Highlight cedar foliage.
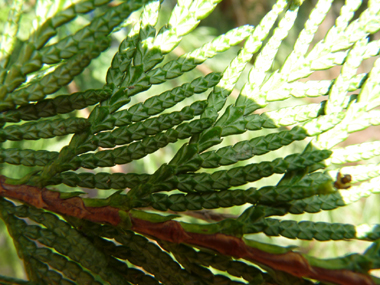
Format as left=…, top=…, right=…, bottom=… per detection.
left=1, top=0, right=380, bottom=284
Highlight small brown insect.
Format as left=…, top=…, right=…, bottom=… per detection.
left=333, top=172, right=352, bottom=189
left=123, top=86, right=135, bottom=92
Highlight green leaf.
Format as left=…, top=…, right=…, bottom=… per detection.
left=2, top=1, right=380, bottom=284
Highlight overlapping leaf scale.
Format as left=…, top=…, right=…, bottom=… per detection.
left=107, top=238, right=201, bottom=285
left=140, top=172, right=331, bottom=211
left=362, top=39, right=380, bottom=59
left=328, top=141, right=380, bottom=165
left=235, top=0, right=295, bottom=114
left=28, top=255, right=76, bottom=285
left=326, top=0, right=362, bottom=44
left=170, top=115, right=337, bottom=181
left=288, top=176, right=380, bottom=215
left=0, top=89, right=110, bottom=125
left=147, top=25, right=254, bottom=84
left=203, top=103, right=341, bottom=140
left=326, top=37, right=368, bottom=114
left=106, top=26, right=140, bottom=87
left=170, top=149, right=331, bottom=193
left=252, top=17, right=372, bottom=109
left=30, top=259, right=75, bottom=285
left=344, top=0, right=380, bottom=43
left=8, top=202, right=131, bottom=285
left=106, top=1, right=158, bottom=87
left=30, top=246, right=102, bottom=285
left=246, top=217, right=380, bottom=242
left=104, top=257, right=159, bottom=285
left=215, top=105, right=254, bottom=136
left=34, top=131, right=102, bottom=184
left=104, top=24, right=252, bottom=113
left=83, top=130, right=168, bottom=168
left=0, top=117, right=89, bottom=142
left=128, top=235, right=206, bottom=284
left=0, top=0, right=23, bottom=83
left=202, top=21, right=266, bottom=119
left=262, top=103, right=324, bottom=127
left=106, top=0, right=224, bottom=112
left=289, top=193, right=343, bottom=214
left=0, top=148, right=58, bottom=167
left=151, top=0, right=223, bottom=54
left=5, top=38, right=110, bottom=110
left=168, top=125, right=321, bottom=178
left=216, top=106, right=260, bottom=135
left=0, top=0, right=113, bottom=103
left=68, top=232, right=160, bottom=285
left=280, top=0, right=333, bottom=75
left=358, top=50, right=380, bottom=110
left=248, top=1, right=299, bottom=88
left=89, top=237, right=160, bottom=285
left=310, top=50, right=349, bottom=71
left=134, top=1, right=161, bottom=72
left=158, top=250, right=214, bottom=285
left=315, top=107, right=380, bottom=150
left=288, top=73, right=366, bottom=98
left=50, top=171, right=149, bottom=190
left=13, top=220, right=103, bottom=284
left=78, top=118, right=212, bottom=170
left=289, top=0, right=380, bottom=81
left=200, top=127, right=308, bottom=168
left=41, top=1, right=143, bottom=65
left=249, top=70, right=366, bottom=103
left=263, top=60, right=369, bottom=102
left=163, top=242, right=273, bottom=283
left=300, top=112, right=345, bottom=137
left=0, top=199, right=74, bottom=284
left=108, top=72, right=221, bottom=128
left=32, top=0, right=113, bottom=49
left=254, top=172, right=333, bottom=205
left=141, top=188, right=256, bottom=211
left=290, top=38, right=379, bottom=82
left=103, top=24, right=252, bottom=112
left=73, top=220, right=195, bottom=285
left=20, top=228, right=126, bottom=285
left=96, top=100, right=207, bottom=148
left=162, top=242, right=245, bottom=285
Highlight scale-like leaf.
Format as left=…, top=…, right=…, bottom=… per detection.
left=2, top=1, right=380, bottom=284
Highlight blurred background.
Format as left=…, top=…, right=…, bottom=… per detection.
left=1, top=0, right=379, bottom=280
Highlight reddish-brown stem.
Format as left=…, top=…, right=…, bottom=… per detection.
left=0, top=176, right=374, bottom=285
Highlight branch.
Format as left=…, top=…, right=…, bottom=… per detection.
left=0, top=176, right=121, bottom=226
left=0, top=176, right=374, bottom=285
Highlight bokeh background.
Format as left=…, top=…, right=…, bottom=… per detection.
left=1, top=0, right=379, bottom=280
